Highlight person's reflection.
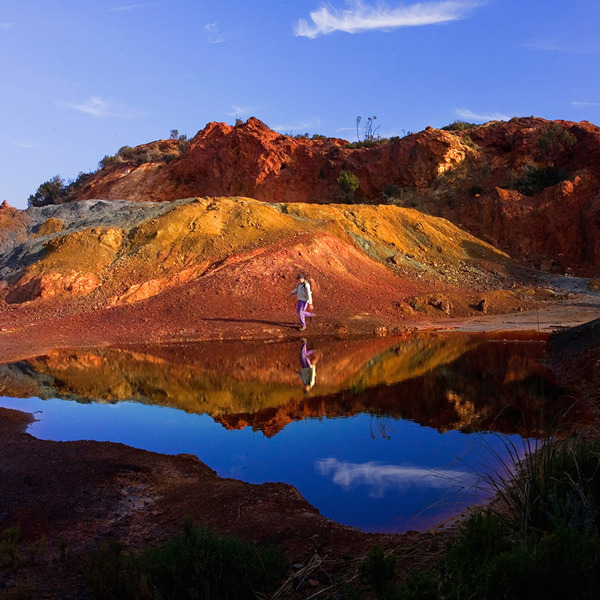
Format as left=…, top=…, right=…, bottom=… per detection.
left=298, top=337, right=318, bottom=392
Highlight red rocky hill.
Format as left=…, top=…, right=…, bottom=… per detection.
left=61, top=116, right=600, bottom=275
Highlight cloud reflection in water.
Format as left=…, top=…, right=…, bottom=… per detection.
left=316, top=457, right=477, bottom=499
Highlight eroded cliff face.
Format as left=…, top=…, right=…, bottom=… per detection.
left=63, top=116, right=600, bottom=275
left=422, top=119, right=600, bottom=275
left=71, top=118, right=477, bottom=204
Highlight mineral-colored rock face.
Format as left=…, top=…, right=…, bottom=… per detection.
left=0, top=196, right=551, bottom=360
left=64, top=116, right=600, bottom=274
left=72, top=117, right=477, bottom=205
left=446, top=174, right=600, bottom=272
left=0, top=197, right=513, bottom=307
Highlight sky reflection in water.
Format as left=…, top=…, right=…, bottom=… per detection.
left=0, top=335, right=562, bottom=533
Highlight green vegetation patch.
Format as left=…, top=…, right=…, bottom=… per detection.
left=355, top=436, right=600, bottom=599
left=511, top=166, right=569, bottom=196
left=441, top=120, right=479, bottom=131
left=83, top=520, right=285, bottom=600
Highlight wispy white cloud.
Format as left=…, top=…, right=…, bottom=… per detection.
left=571, top=101, right=600, bottom=108
left=109, top=3, right=157, bottom=12
left=0, top=22, right=14, bottom=30
left=205, top=22, right=232, bottom=44
left=273, top=117, right=323, bottom=132
left=11, top=140, right=38, bottom=149
left=225, top=105, right=256, bottom=118
left=456, top=108, right=510, bottom=122
left=316, top=458, right=475, bottom=498
left=523, top=38, right=599, bottom=54
left=57, top=96, right=144, bottom=119
left=295, top=0, right=479, bottom=38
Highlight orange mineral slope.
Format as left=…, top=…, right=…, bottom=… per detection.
left=0, top=196, right=537, bottom=359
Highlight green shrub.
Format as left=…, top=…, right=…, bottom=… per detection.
left=359, top=544, right=398, bottom=600
left=0, top=525, right=21, bottom=566
left=436, top=510, right=600, bottom=600
left=383, top=184, right=400, bottom=202
left=511, top=165, right=568, bottom=196
left=27, top=175, right=68, bottom=207
left=178, top=135, right=189, bottom=153
left=345, top=138, right=387, bottom=149
left=98, top=155, right=116, bottom=169
left=489, top=437, right=600, bottom=540
left=338, top=169, right=360, bottom=202
left=396, top=568, right=437, bottom=600
left=392, top=437, right=600, bottom=599
left=441, top=120, right=478, bottom=131
left=84, top=521, right=285, bottom=600
left=536, top=122, right=576, bottom=166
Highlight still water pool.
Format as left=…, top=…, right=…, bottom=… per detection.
left=0, top=334, right=570, bottom=532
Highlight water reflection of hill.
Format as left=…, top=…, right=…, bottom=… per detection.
left=0, top=334, right=578, bottom=437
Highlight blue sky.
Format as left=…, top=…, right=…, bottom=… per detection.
left=1, top=0, right=599, bottom=209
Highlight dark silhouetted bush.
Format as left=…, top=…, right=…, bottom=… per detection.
left=27, top=175, right=68, bottom=207
left=396, top=436, right=600, bottom=599
left=441, top=120, right=478, bottom=131
left=511, top=165, right=568, bottom=196
left=84, top=521, right=285, bottom=600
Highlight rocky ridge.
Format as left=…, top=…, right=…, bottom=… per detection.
left=49, top=116, right=600, bottom=275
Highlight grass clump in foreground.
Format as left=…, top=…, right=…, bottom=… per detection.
left=83, top=519, right=285, bottom=600
left=358, top=436, right=600, bottom=600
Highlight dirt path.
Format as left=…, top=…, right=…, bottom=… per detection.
left=427, top=294, right=600, bottom=333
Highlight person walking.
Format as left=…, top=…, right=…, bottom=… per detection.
left=291, top=273, right=314, bottom=331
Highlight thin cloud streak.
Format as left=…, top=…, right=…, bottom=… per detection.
left=109, top=3, right=157, bottom=12
left=523, top=38, right=599, bottom=54
left=273, top=117, right=322, bottom=132
left=0, top=22, right=15, bottom=30
left=456, top=108, right=510, bottom=122
left=572, top=101, right=600, bottom=107
left=58, top=96, right=144, bottom=119
left=11, top=140, right=38, bottom=149
left=316, top=458, right=476, bottom=498
left=225, top=105, right=256, bottom=118
left=295, top=0, right=479, bottom=38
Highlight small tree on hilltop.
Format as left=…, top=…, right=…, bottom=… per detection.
left=27, top=175, right=67, bottom=207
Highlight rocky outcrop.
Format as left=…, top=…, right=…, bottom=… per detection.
left=439, top=174, right=600, bottom=273
left=0, top=201, right=28, bottom=250
left=0, top=196, right=549, bottom=356
left=64, top=116, right=600, bottom=274
left=422, top=119, right=600, bottom=275
left=72, top=118, right=476, bottom=205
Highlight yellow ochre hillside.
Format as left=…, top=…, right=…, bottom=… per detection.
left=0, top=196, right=547, bottom=354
